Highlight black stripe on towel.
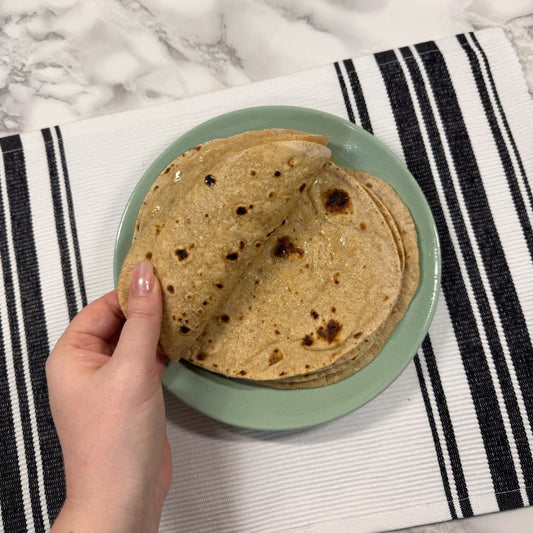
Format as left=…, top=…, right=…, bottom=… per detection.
left=0, top=135, right=46, bottom=531
left=342, top=59, right=373, bottom=133
left=416, top=38, right=533, bottom=506
left=375, top=47, right=522, bottom=511
left=402, top=41, right=533, bottom=508
left=465, top=33, right=533, bottom=257
left=42, top=128, right=78, bottom=320
left=414, top=350, right=457, bottom=519
left=334, top=62, right=355, bottom=124
left=421, top=335, right=472, bottom=517
left=0, top=140, right=28, bottom=533
left=1, top=134, right=66, bottom=526
left=469, top=34, right=533, bottom=214
left=54, top=126, right=87, bottom=308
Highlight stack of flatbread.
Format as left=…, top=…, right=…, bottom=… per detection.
left=118, top=129, right=419, bottom=389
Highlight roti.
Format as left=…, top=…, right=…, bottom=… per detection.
left=118, top=136, right=332, bottom=361
left=176, top=162, right=403, bottom=379
left=264, top=169, right=419, bottom=388
left=117, top=129, right=418, bottom=388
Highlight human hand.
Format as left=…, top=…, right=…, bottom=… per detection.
left=47, top=261, right=172, bottom=533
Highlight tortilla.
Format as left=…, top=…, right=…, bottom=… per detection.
left=118, top=138, right=331, bottom=360
left=180, top=162, right=403, bottom=380
left=264, top=169, right=419, bottom=388
left=117, top=129, right=418, bottom=388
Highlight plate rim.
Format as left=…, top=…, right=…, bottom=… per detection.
left=114, top=105, right=441, bottom=430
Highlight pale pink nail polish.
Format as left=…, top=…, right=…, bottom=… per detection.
left=132, top=261, right=153, bottom=296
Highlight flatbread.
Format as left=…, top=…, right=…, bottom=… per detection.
left=181, top=163, right=403, bottom=380
left=118, top=138, right=331, bottom=361
left=117, top=129, right=418, bottom=388
left=264, top=169, right=419, bottom=388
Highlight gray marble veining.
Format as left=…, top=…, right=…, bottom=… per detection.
left=0, top=0, right=530, bottom=136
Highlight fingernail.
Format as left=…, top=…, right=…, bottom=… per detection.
left=132, top=261, right=153, bottom=296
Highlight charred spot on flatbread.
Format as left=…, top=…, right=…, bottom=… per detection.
left=273, top=237, right=303, bottom=260
left=316, top=319, right=342, bottom=343
left=324, top=188, right=352, bottom=214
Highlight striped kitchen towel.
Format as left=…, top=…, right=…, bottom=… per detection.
left=0, top=28, right=532, bottom=533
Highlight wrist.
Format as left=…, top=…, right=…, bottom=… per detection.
left=51, top=496, right=163, bottom=533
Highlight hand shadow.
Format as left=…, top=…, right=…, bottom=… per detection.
left=160, top=365, right=419, bottom=532
left=163, top=363, right=414, bottom=444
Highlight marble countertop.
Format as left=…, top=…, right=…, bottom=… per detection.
left=1, top=1, right=531, bottom=532
left=0, top=0, right=531, bottom=136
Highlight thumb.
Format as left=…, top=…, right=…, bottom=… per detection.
left=114, top=261, right=162, bottom=371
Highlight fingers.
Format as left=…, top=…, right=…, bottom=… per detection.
left=113, top=261, right=162, bottom=371
left=56, top=291, right=124, bottom=354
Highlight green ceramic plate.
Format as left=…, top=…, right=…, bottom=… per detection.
left=114, top=106, right=441, bottom=430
